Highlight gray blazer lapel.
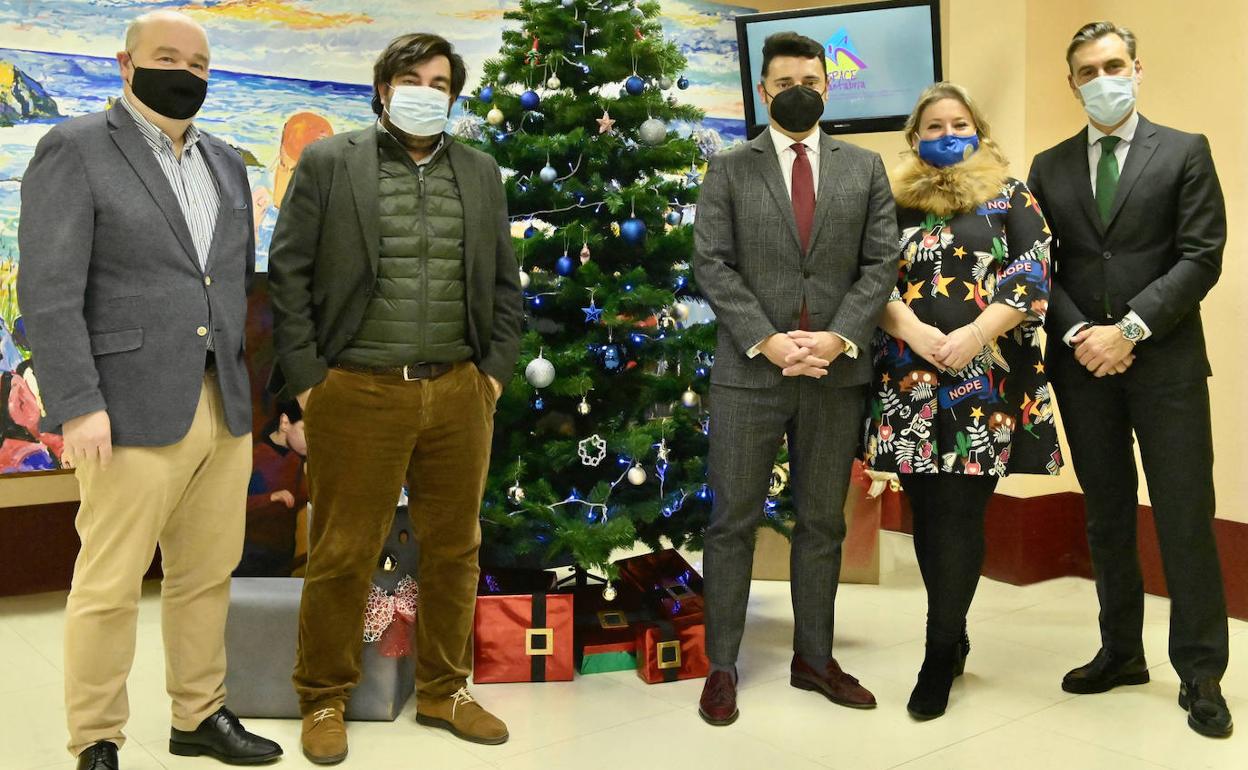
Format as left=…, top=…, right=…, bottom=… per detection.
left=199, top=138, right=238, bottom=272
left=750, top=131, right=801, bottom=252
left=806, top=131, right=841, bottom=254
left=346, top=129, right=381, bottom=277
left=445, top=138, right=480, bottom=292
left=107, top=104, right=199, bottom=267
left=1105, top=116, right=1159, bottom=229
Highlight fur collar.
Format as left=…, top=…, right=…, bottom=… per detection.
left=890, top=148, right=1010, bottom=217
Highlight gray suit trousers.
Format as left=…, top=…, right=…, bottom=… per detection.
left=704, top=378, right=866, bottom=666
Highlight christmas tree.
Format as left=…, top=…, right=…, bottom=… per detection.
left=452, top=0, right=731, bottom=577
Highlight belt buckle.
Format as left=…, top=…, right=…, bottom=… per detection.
left=402, top=363, right=422, bottom=382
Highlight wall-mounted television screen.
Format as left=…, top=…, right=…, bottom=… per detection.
left=735, top=0, right=942, bottom=138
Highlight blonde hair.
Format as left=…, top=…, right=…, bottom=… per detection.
left=902, top=82, right=1009, bottom=167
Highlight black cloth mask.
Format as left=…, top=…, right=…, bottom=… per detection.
left=766, top=85, right=826, bottom=134
left=129, top=64, right=208, bottom=120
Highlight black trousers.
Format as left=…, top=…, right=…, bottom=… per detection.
left=1053, top=373, right=1228, bottom=682
left=902, top=473, right=998, bottom=646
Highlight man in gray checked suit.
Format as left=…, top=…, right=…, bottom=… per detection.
left=693, top=32, right=897, bottom=726
left=17, top=11, right=280, bottom=769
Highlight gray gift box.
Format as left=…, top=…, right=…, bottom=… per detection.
left=224, top=507, right=420, bottom=721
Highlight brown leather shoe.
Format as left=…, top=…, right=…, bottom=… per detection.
left=698, top=670, right=739, bottom=725
left=790, top=655, right=877, bottom=709
left=415, top=687, right=509, bottom=745
left=301, top=704, right=347, bottom=765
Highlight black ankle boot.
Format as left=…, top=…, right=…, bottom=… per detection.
left=908, top=642, right=960, bottom=720
left=955, top=629, right=970, bottom=678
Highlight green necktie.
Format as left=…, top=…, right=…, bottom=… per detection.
left=1095, top=135, right=1122, bottom=224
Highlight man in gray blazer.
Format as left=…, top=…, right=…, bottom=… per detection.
left=16, top=11, right=281, bottom=770
left=268, top=33, right=522, bottom=762
left=693, top=32, right=897, bottom=725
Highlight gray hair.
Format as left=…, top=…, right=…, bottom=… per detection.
left=1066, top=21, right=1137, bottom=70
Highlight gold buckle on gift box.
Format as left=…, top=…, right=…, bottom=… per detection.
left=655, top=639, right=682, bottom=670
left=526, top=628, right=554, bottom=656
left=597, top=610, right=628, bottom=630
left=662, top=580, right=695, bottom=601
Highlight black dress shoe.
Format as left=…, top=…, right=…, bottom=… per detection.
left=77, top=741, right=118, bottom=770
left=1179, top=679, right=1233, bottom=738
left=169, top=706, right=283, bottom=765
left=1061, top=649, right=1149, bottom=694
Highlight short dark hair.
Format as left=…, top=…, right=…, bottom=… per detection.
left=1066, top=21, right=1137, bottom=71
left=760, top=32, right=827, bottom=80
left=371, top=33, right=467, bottom=116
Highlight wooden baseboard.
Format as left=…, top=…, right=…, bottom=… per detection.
left=884, top=491, right=1248, bottom=621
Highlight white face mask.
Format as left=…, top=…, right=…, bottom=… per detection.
left=1078, top=74, right=1136, bottom=126
left=385, top=85, right=450, bottom=137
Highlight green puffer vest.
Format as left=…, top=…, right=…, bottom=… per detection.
left=338, top=140, right=472, bottom=367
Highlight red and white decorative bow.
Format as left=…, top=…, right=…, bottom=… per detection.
left=363, top=575, right=419, bottom=658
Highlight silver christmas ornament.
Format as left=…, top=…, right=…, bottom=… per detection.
left=658, top=76, right=674, bottom=90
left=486, top=108, right=505, bottom=126
left=525, top=356, right=556, bottom=388
left=497, top=71, right=510, bottom=85
left=508, top=482, right=526, bottom=504
left=519, top=270, right=531, bottom=289
left=681, top=387, right=700, bottom=408
left=539, top=164, right=558, bottom=183
left=639, top=117, right=667, bottom=146
left=577, top=396, right=591, bottom=415
left=602, top=582, right=618, bottom=602
left=546, top=75, right=562, bottom=90
left=627, top=464, right=647, bottom=485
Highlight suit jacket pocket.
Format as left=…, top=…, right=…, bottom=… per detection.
left=89, top=328, right=144, bottom=356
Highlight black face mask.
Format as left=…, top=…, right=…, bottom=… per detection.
left=766, top=85, right=826, bottom=134
left=128, top=63, right=208, bottom=120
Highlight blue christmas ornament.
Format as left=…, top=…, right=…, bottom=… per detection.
left=601, top=343, right=624, bottom=372
left=524, top=225, right=539, bottom=239
left=582, top=301, right=603, bottom=323
left=532, top=396, right=546, bottom=411
left=479, top=86, right=494, bottom=103
left=677, top=76, right=690, bottom=90
left=625, top=75, right=646, bottom=95
left=665, top=210, right=682, bottom=226
left=520, top=89, right=541, bottom=110
left=620, top=217, right=647, bottom=244
left=556, top=254, right=575, bottom=276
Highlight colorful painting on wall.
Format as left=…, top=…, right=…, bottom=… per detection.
left=0, top=0, right=753, bottom=476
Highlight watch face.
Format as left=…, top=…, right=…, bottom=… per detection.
left=1119, top=322, right=1144, bottom=341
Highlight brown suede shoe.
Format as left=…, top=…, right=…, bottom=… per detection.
left=790, top=654, right=877, bottom=709
left=415, top=687, right=509, bottom=745
left=698, top=670, right=739, bottom=726
left=301, top=704, right=347, bottom=765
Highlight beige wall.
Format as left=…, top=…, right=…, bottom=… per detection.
left=5, top=0, right=1245, bottom=520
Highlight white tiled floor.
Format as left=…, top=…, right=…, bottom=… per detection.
left=1, top=532, right=1244, bottom=770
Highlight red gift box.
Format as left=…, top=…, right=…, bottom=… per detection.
left=634, top=618, right=709, bottom=684
left=473, top=593, right=574, bottom=683
left=570, top=584, right=652, bottom=674
left=614, top=550, right=704, bottom=621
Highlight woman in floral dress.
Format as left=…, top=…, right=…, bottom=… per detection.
left=863, top=83, right=1064, bottom=720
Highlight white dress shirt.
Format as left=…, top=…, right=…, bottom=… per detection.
left=745, top=126, right=857, bottom=360
left=1062, top=110, right=1152, bottom=346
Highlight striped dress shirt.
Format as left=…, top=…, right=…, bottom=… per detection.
left=119, top=94, right=220, bottom=271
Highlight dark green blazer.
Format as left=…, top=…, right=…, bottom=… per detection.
left=266, top=128, right=523, bottom=399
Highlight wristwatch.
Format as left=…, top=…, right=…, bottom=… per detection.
left=1115, top=318, right=1145, bottom=343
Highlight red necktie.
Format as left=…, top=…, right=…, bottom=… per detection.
left=791, top=142, right=815, bottom=330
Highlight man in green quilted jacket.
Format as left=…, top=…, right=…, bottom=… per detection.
left=267, top=32, right=523, bottom=764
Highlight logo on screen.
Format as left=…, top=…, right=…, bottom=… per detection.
left=825, top=28, right=868, bottom=91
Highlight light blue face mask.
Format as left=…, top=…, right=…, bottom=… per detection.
left=385, top=85, right=450, bottom=137
left=917, top=133, right=980, bottom=168
left=1078, top=74, right=1136, bottom=126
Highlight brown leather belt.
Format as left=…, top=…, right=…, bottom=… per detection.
left=333, top=361, right=455, bottom=381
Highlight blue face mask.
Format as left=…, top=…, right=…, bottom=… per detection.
left=917, top=133, right=980, bottom=167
